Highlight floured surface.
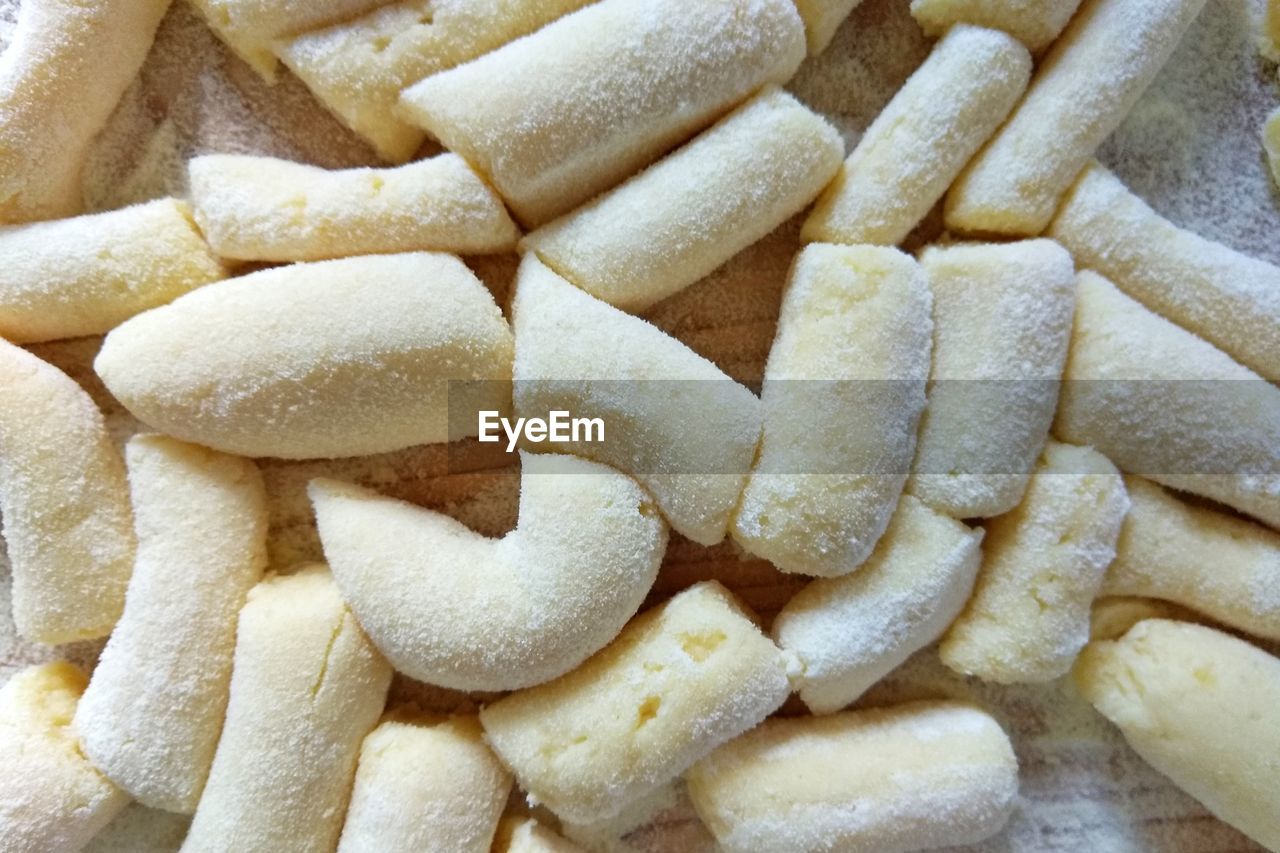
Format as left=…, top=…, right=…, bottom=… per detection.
left=0, top=0, right=1275, bottom=849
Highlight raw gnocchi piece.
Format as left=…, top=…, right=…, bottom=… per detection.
left=95, top=252, right=513, bottom=460
left=0, top=340, right=134, bottom=644
left=732, top=244, right=931, bottom=576
left=1054, top=271, right=1280, bottom=530
left=1264, top=0, right=1280, bottom=60
left=945, top=0, right=1209, bottom=235
left=493, top=815, right=584, bottom=853
left=773, top=496, right=984, bottom=714
left=0, top=663, right=129, bottom=853
left=75, top=435, right=268, bottom=814
left=792, top=0, right=863, bottom=54
left=523, top=87, right=842, bottom=312
left=909, top=0, right=1083, bottom=52
left=1089, top=596, right=1204, bottom=641
left=685, top=701, right=1019, bottom=853
left=802, top=25, right=1030, bottom=247
left=338, top=714, right=511, bottom=853
left=398, top=0, right=806, bottom=226
left=1266, top=107, right=1280, bottom=191
left=182, top=565, right=392, bottom=853
left=940, top=441, right=1129, bottom=684
left=1074, top=620, right=1280, bottom=851
left=310, top=451, right=666, bottom=691
left=511, top=257, right=761, bottom=546
left=480, top=581, right=793, bottom=824
left=908, top=239, right=1076, bottom=518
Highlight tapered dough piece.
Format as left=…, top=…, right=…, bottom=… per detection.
left=480, top=582, right=793, bottom=824
left=944, top=0, right=1209, bottom=236
left=310, top=451, right=666, bottom=691
left=909, top=0, right=1084, bottom=52
left=686, top=701, right=1019, bottom=853
left=398, top=0, right=806, bottom=226
left=792, top=0, right=864, bottom=54
left=0, top=199, right=225, bottom=343
left=801, top=25, right=1030, bottom=247
left=1054, top=271, right=1280, bottom=530
left=95, top=252, right=513, bottom=459
left=1049, top=162, right=1280, bottom=381
left=940, top=441, right=1129, bottom=684
left=338, top=714, right=512, bottom=853
left=74, top=435, right=267, bottom=814
left=278, top=0, right=595, bottom=163
left=1074, top=620, right=1280, bottom=851
left=494, top=815, right=584, bottom=853
left=0, top=340, right=134, bottom=644
left=0, top=663, right=129, bottom=853
left=773, top=496, right=984, bottom=715
left=188, top=153, right=519, bottom=262
left=511, top=257, right=761, bottom=546
left=181, top=565, right=392, bottom=853
left=0, top=0, right=170, bottom=223
left=523, top=88, right=843, bottom=313
left=908, top=239, right=1076, bottom=519
left=732, top=244, right=931, bottom=576
left=1088, top=596, right=1204, bottom=641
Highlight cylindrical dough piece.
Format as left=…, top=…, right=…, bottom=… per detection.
left=1089, top=596, right=1205, bottom=641
left=181, top=565, right=392, bottom=853
left=1054, top=271, right=1280, bottom=530
left=801, top=25, right=1030, bottom=247
left=0, top=663, right=129, bottom=853
left=494, top=815, right=584, bottom=853
left=940, top=440, right=1129, bottom=684
left=685, top=701, right=1019, bottom=853
left=909, top=0, right=1084, bottom=52
left=908, top=239, right=1076, bottom=519
left=0, top=199, right=225, bottom=343
left=732, top=244, right=931, bottom=576
left=309, top=451, right=666, bottom=691
left=511, top=257, right=761, bottom=546
left=398, top=0, right=806, bottom=226
left=96, top=252, right=514, bottom=459
left=480, top=581, right=793, bottom=824
left=0, top=340, right=134, bottom=644
left=1102, top=476, right=1280, bottom=643
left=75, top=435, right=268, bottom=814
left=773, top=495, right=984, bottom=714
left=944, top=0, right=1209, bottom=236
left=1048, top=160, right=1280, bottom=381
left=1074, top=620, right=1280, bottom=851
left=189, top=153, right=520, bottom=262
left=338, top=714, right=512, bottom=853
left=523, top=87, right=843, bottom=312
left=792, top=0, right=863, bottom=54
left=0, top=0, right=170, bottom=222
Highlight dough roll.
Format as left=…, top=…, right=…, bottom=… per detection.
left=909, top=0, right=1083, bottom=52
left=493, top=815, right=584, bottom=853
left=1088, top=596, right=1204, bottom=641
left=793, top=0, right=864, bottom=55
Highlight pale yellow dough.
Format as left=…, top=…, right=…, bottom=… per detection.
left=1266, top=106, right=1280, bottom=190
left=0, top=663, right=129, bottom=853
left=75, top=435, right=267, bottom=814
left=909, top=0, right=1083, bottom=52
left=802, top=25, right=1030, bottom=247
left=310, top=451, right=666, bottom=691
left=398, top=0, right=806, bottom=226
left=1088, top=596, right=1204, bottom=641
left=1074, top=620, right=1280, bottom=851
left=480, top=582, right=793, bottom=824
left=732, top=244, right=931, bottom=576
left=96, top=252, right=513, bottom=459
left=181, top=565, right=392, bottom=853
left=1264, top=0, right=1280, bottom=60
left=792, top=0, right=864, bottom=54
left=494, top=815, right=584, bottom=853
left=686, top=701, right=1019, bottom=853
left=523, top=87, right=842, bottom=312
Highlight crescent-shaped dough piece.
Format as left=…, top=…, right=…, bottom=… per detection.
left=732, top=244, right=931, bottom=576
left=398, top=0, right=806, bottom=226
left=1048, top=161, right=1280, bottom=380
left=0, top=339, right=134, bottom=644
left=522, top=87, right=842, bottom=312
left=0, top=0, right=170, bottom=222
left=0, top=663, right=129, bottom=853
left=944, top=0, right=1208, bottom=236
left=511, top=256, right=762, bottom=546
left=1074, top=620, right=1280, bottom=851
left=1054, top=271, right=1280, bottom=530
left=792, top=0, right=864, bottom=55
left=188, top=153, right=519, bottom=262
left=75, top=435, right=268, bottom=814
left=802, top=25, right=1030, bottom=247
left=181, top=565, right=392, bottom=853
left=311, top=451, right=666, bottom=691
left=909, top=0, right=1083, bottom=52
left=95, top=252, right=513, bottom=460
